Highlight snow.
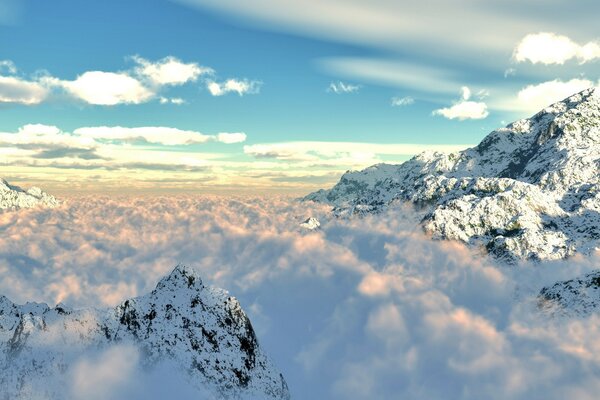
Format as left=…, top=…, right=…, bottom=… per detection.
left=305, top=87, right=600, bottom=262
left=0, top=265, right=289, bottom=400
left=0, top=178, right=59, bottom=210
left=300, top=217, right=321, bottom=230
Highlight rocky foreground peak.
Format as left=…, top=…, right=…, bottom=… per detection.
left=0, top=265, right=290, bottom=399
left=0, top=178, right=59, bottom=210
left=305, top=87, right=600, bottom=262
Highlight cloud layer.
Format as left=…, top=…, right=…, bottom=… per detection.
left=2, top=196, right=600, bottom=399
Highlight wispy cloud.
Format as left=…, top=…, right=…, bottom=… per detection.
left=390, top=96, right=414, bottom=107
left=327, top=81, right=361, bottom=94
left=207, top=79, right=261, bottom=96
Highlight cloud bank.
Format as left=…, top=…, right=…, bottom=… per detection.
left=2, top=196, right=600, bottom=399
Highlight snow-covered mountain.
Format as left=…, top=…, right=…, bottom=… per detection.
left=299, top=217, right=321, bottom=230
left=0, top=178, right=59, bottom=210
left=306, top=88, right=600, bottom=262
left=0, top=265, right=290, bottom=399
left=538, top=270, right=600, bottom=316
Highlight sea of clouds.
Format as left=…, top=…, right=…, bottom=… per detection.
left=2, top=195, right=600, bottom=399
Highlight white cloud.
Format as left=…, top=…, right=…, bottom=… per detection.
left=244, top=141, right=470, bottom=163
left=0, top=58, right=260, bottom=106
left=132, top=55, right=213, bottom=86
left=504, top=68, right=517, bottom=78
left=433, top=86, right=489, bottom=120
left=0, top=75, right=49, bottom=104
left=71, top=345, right=140, bottom=400
left=73, top=126, right=214, bottom=145
left=207, top=79, right=261, bottom=96
left=57, top=71, right=154, bottom=106
left=321, top=57, right=462, bottom=95
left=159, top=97, right=185, bottom=105
left=327, top=81, right=361, bottom=94
left=216, top=132, right=246, bottom=144
left=391, top=96, right=414, bottom=107
left=516, top=79, right=595, bottom=112
left=514, top=33, right=600, bottom=65
left=4, top=197, right=600, bottom=398
left=0, top=124, right=96, bottom=149
left=0, top=60, right=17, bottom=74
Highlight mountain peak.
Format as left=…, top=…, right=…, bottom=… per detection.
left=157, top=263, right=203, bottom=289
left=0, top=178, right=59, bottom=210
left=305, top=87, right=600, bottom=261
left=0, top=265, right=290, bottom=399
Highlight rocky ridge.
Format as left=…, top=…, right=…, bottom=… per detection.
left=0, top=178, right=59, bottom=210
left=306, top=88, right=600, bottom=262
left=0, top=265, right=289, bottom=399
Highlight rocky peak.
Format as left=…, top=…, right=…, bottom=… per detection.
left=305, top=87, right=600, bottom=261
left=0, top=178, right=59, bottom=210
left=0, top=265, right=290, bottom=399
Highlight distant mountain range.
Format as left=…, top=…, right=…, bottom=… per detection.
left=306, top=88, right=600, bottom=263
left=0, top=179, right=59, bottom=210
left=0, top=265, right=289, bottom=399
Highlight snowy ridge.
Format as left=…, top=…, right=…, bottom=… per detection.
left=538, top=270, right=600, bottom=316
left=0, top=178, right=59, bottom=210
left=0, top=265, right=290, bottom=399
left=306, top=87, right=600, bottom=262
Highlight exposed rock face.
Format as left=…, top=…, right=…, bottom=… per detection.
left=0, top=179, right=59, bottom=210
left=538, top=270, right=600, bottom=316
left=306, top=88, right=600, bottom=262
left=299, top=217, right=321, bottom=230
left=0, top=265, right=290, bottom=399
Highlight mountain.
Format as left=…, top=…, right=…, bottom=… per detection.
left=0, top=265, right=290, bottom=399
left=299, top=217, right=321, bottom=230
left=538, top=270, right=600, bottom=316
left=0, top=178, right=59, bottom=210
left=306, top=88, right=600, bottom=262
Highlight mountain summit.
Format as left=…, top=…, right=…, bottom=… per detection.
left=306, top=88, right=600, bottom=261
left=0, top=265, right=290, bottom=399
left=0, top=178, right=59, bottom=210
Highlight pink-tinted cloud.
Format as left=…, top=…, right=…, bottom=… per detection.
left=2, top=196, right=600, bottom=399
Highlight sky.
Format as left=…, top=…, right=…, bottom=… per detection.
left=1, top=0, right=599, bottom=192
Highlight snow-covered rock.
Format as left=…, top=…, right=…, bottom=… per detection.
left=538, top=270, right=600, bottom=316
left=0, top=265, right=290, bottom=399
left=0, top=178, right=59, bottom=210
left=299, top=217, right=321, bottom=230
left=305, top=87, right=600, bottom=261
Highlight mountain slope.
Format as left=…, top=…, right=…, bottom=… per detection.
left=306, top=88, right=600, bottom=261
left=538, top=270, right=600, bottom=316
left=0, top=265, right=290, bottom=399
left=0, top=178, right=59, bottom=210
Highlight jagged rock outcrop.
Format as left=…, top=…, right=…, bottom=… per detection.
left=0, top=265, right=290, bottom=399
left=538, top=270, right=600, bottom=316
left=306, top=88, right=600, bottom=262
left=0, top=179, right=59, bottom=210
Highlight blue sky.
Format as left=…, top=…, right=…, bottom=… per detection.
left=1, top=0, right=599, bottom=192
